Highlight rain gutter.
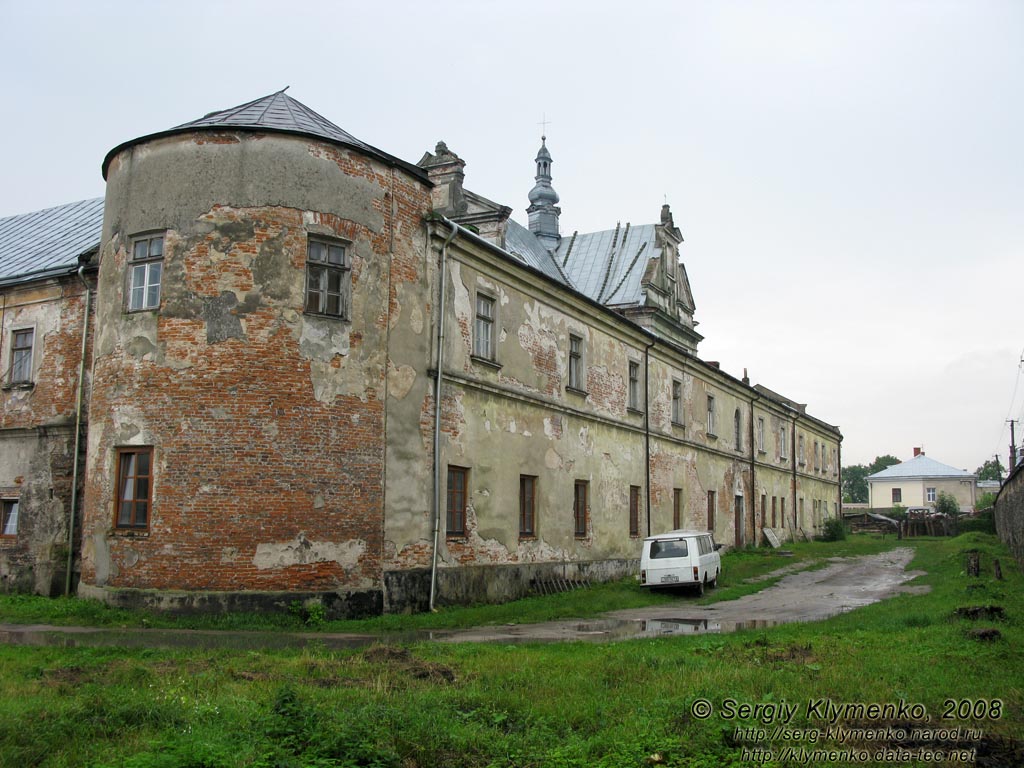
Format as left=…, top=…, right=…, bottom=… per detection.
left=66, top=266, right=91, bottom=596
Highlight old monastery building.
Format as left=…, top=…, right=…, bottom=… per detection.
left=0, top=91, right=842, bottom=614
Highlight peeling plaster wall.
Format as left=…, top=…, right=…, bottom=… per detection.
left=382, top=235, right=842, bottom=605
left=79, top=131, right=430, bottom=608
left=0, top=278, right=92, bottom=594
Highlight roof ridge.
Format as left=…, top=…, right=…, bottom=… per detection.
left=604, top=241, right=647, bottom=303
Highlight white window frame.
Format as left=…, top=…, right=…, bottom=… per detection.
left=926, top=487, right=936, bottom=503
left=127, top=232, right=165, bottom=312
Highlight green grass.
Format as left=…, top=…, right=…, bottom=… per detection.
left=0, top=533, right=1020, bottom=767
left=0, top=534, right=899, bottom=633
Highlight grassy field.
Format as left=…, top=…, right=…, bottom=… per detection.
left=0, top=533, right=1021, bottom=767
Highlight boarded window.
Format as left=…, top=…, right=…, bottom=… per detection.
left=447, top=467, right=468, bottom=536
left=629, top=485, right=641, bottom=537
left=574, top=480, right=588, bottom=537
left=519, top=475, right=536, bottom=537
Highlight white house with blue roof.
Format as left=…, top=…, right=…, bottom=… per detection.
left=867, top=449, right=978, bottom=512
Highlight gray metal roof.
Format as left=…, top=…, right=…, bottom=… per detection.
left=867, top=454, right=974, bottom=480
left=103, top=90, right=428, bottom=183
left=0, top=198, right=104, bottom=284
left=504, top=219, right=660, bottom=307
left=504, top=219, right=573, bottom=286
left=555, top=223, right=658, bottom=305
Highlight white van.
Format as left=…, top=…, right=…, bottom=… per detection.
left=639, top=530, right=722, bottom=595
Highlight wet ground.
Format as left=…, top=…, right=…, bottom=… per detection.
left=0, top=549, right=927, bottom=650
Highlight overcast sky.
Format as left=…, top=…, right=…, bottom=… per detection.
left=2, top=0, right=1021, bottom=472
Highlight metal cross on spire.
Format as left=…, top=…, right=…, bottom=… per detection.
left=538, top=114, right=552, bottom=140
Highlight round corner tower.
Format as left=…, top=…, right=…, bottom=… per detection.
left=78, top=90, right=432, bottom=615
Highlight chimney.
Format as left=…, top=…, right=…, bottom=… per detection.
left=417, top=141, right=468, bottom=217
left=913, top=447, right=923, bottom=457
left=742, top=367, right=750, bottom=385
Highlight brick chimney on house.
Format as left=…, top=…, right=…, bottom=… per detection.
left=913, top=447, right=924, bottom=457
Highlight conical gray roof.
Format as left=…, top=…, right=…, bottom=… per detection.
left=103, top=89, right=427, bottom=182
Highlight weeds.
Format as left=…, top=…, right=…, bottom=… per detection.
left=0, top=535, right=1020, bottom=767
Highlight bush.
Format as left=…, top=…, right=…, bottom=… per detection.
left=959, top=509, right=996, bottom=534
left=820, top=517, right=847, bottom=542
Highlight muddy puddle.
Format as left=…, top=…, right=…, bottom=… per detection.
left=0, top=548, right=926, bottom=650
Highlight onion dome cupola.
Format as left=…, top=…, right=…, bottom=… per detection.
left=527, top=136, right=561, bottom=252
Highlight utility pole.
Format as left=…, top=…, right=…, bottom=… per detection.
left=1009, top=420, right=1019, bottom=472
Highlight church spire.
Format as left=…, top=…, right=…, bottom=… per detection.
left=527, top=135, right=561, bottom=251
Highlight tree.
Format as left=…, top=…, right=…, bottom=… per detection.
left=868, top=454, right=901, bottom=475
left=935, top=491, right=961, bottom=534
left=842, top=464, right=869, bottom=503
left=975, top=457, right=1004, bottom=482
left=842, top=455, right=901, bottom=505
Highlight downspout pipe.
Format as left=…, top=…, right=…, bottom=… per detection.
left=791, top=419, right=798, bottom=533
left=66, top=266, right=91, bottom=596
left=748, top=394, right=757, bottom=546
left=643, top=340, right=654, bottom=536
left=429, top=219, right=458, bottom=612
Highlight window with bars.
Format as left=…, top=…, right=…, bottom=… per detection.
left=473, top=294, right=495, bottom=359
left=629, top=485, right=641, bottom=537
left=573, top=480, right=588, bottom=537
left=519, top=475, right=536, bottom=538
left=127, top=233, right=164, bottom=312
left=115, top=447, right=153, bottom=529
left=305, top=239, right=350, bottom=319
left=446, top=466, right=468, bottom=536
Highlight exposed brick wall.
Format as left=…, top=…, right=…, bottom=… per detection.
left=0, top=277, right=94, bottom=594
left=80, top=133, right=431, bottom=597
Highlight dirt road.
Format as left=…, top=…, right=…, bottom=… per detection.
left=0, top=549, right=927, bottom=650
left=438, top=548, right=928, bottom=643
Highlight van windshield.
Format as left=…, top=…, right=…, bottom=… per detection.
left=650, top=539, right=688, bottom=559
